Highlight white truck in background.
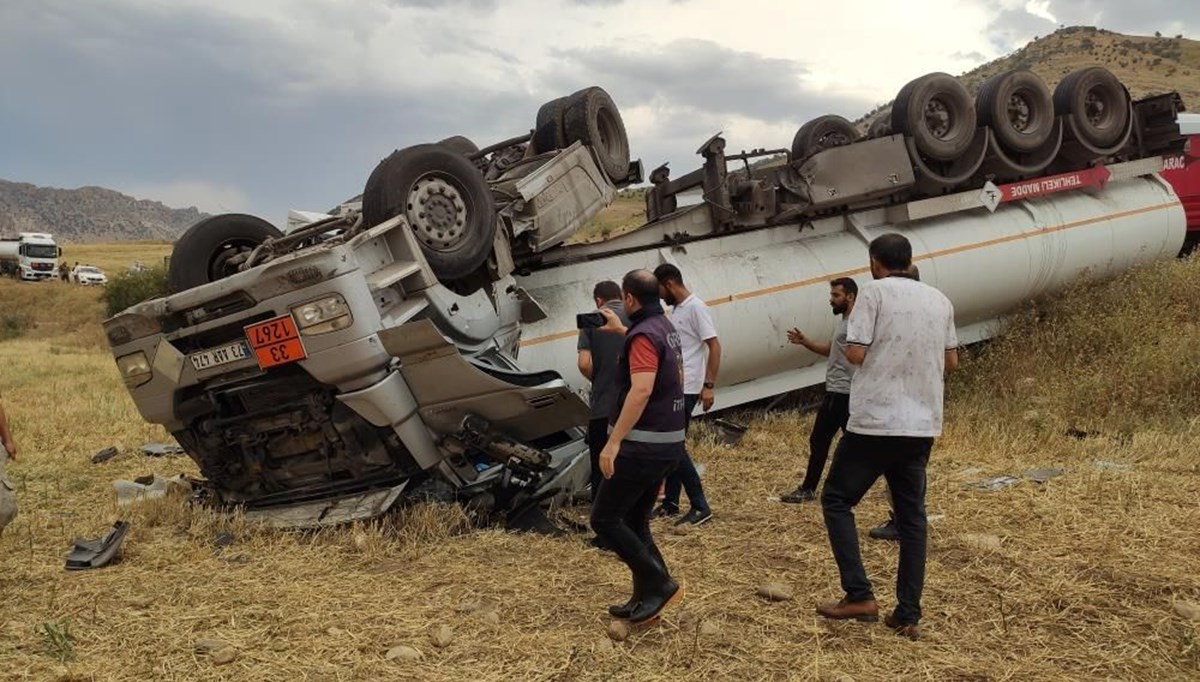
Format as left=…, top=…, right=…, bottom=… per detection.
left=0, top=232, right=61, bottom=281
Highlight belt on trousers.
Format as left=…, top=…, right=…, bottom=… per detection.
left=607, top=426, right=686, bottom=444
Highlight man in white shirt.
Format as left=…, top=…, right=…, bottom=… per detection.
left=651, top=264, right=720, bottom=526
left=815, top=234, right=958, bottom=641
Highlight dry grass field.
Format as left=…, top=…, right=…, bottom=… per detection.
left=1, top=246, right=1198, bottom=681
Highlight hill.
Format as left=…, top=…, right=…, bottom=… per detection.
left=0, top=179, right=206, bottom=243
left=856, top=25, right=1200, bottom=130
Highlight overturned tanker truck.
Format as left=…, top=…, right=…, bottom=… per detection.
left=104, top=68, right=1189, bottom=529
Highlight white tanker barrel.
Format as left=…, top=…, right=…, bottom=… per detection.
left=514, top=172, right=1185, bottom=411
left=0, top=240, right=20, bottom=263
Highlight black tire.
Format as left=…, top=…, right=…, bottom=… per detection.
left=791, top=115, right=859, bottom=160
left=362, top=144, right=497, bottom=282
left=977, top=70, right=1054, bottom=153
left=531, top=96, right=568, bottom=154
left=867, top=116, right=892, bottom=138
left=438, top=135, right=479, bottom=156
left=1053, top=67, right=1129, bottom=148
left=562, top=86, right=630, bottom=180
left=167, top=214, right=282, bottom=293
left=891, top=73, right=977, bottom=162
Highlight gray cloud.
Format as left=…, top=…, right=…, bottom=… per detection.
left=547, top=38, right=870, bottom=123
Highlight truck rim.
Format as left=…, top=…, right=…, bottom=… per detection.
left=925, top=97, right=953, bottom=139
left=1007, top=93, right=1032, bottom=132
left=407, top=174, right=470, bottom=251
left=1085, top=88, right=1115, bottom=131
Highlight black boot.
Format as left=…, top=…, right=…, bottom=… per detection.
left=608, top=594, right=638, bottom=619
left=628, top=578, right=681, bottom=624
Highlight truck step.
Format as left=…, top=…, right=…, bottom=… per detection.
left=367, top=259, right=424, bottom=291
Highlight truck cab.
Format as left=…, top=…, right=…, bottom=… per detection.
left=1159, top=112, right=1200, bottom=254
left=0, top=232, right=60, bottom=281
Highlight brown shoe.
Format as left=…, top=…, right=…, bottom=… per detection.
left=885, top=614, right=921, bottom=641
left=815, top=598, right=879, bottom=622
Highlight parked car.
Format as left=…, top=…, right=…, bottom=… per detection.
left=71, top=264, right=108, bottom=286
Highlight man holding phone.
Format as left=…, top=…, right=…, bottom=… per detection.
left=577, top=281, right=631, bottom=507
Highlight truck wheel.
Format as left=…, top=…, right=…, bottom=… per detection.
left=1053, top=67, right=1129, bottom=149
left=977, top=70, right=1053, bottom=153
left=167, top=214, right=282, bottom=293
left=438, top=135, right=479, bottom=156
left=362, top=144, right=497, bottom=282
left=791, top=115, right=859, bottom=161
left=867, top=116, right=892, bottom=139
left=562, top=87, right=630, bottom=181
left=891, top=73, right=976, bottom=162
left=531, top=96, right=569, bottom=154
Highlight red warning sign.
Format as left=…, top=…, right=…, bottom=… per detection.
left=997, top=165, right=1111, bottom=203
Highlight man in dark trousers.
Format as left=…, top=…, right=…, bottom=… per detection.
left=781, top=277, right=858, bottom=503
left=816, top=235, right=957, bottom=641
left=590, top=269, right=686, bottom=624
left=577, top=280, right=631, bottom=503
left=652, top=263, right=720, bottom=526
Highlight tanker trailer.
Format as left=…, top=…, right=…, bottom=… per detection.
left=514, top=68, right=1188, bottom=411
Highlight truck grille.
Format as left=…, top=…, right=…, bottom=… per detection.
left=170, top=311, right=275, bottom=355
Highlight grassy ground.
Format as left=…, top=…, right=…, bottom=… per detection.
left=569, top=195, right=647, bottom=244
left=1, top=250, right=1198, bottom=681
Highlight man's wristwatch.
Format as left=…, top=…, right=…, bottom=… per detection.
left=703, top=382, right=715, bottom=389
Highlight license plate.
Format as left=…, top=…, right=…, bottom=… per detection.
left=189, top=341, right=250, bottom=372
left=244, top=314, right=307, bottom=369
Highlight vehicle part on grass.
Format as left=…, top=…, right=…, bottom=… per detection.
left=91, top=446, right=119, bottom=464
left=968, top=475, right=1022, bottom=491
left=362, top=144, right=498, bottom=282
left=64, top=521, right=130, bottom=570
left=140, top=443, right=185, bottom=457
left=167, top=214, right=283, bottom=293
left=113, top=474, right=192, bottom=506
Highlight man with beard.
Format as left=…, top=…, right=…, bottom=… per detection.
left=590, top=269, right=686, bottom=624
left=816, top=236, right=957, bottom=641
left=651, top=264, right=720, bottom=526
left=781, top=277, right=858, bottom=503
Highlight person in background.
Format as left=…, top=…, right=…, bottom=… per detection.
left=652, top=264, right=719, bottom=526
left=58, top=261, right=69, bottom=282
left=781, top=277, right=858, bottom=503
left=590, top=269, right=686, bottom=624
left=816, top=237, right=957, bottom=641
left=578, top=281, right=631, bottom=549
left=0, top=391, right=19, bottom=537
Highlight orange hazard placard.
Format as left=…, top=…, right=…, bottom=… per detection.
left=244, top=314, right=307, bottom=369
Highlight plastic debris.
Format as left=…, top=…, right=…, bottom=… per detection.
left=65, top=521, right=130, bottom=570
left=140, top=443, right=185, bottom=457
left=91, top=446, right=119, bottom=464
left=113, top=474, right=192, bottom=506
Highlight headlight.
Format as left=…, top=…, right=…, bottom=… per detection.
left=116, top=352, right=153, bottom=388
left=291, top=294, right=352, bottom=335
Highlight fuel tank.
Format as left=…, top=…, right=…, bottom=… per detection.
left=514, top=171, right=1185, bottom=411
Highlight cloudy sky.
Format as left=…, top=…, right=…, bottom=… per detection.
left=1, top=0, right=1197, bottom=225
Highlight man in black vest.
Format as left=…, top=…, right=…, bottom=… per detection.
left=590, top=269, right=686, bottom=625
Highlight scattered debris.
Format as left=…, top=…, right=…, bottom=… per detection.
left=1093, top=460, right=1133, bottom=472
left=64, top=521, right=130, bottom=571
left=140, top=442, right=185, bottom=457
left=194, top=639, right=230, bottom=655
left=113, top=474, right=192, bottom=506
left=385, top=645, right=424, bottom=661
left=756, top=583, right=793, bottom=602
left=429, top=624, right=453, bottom=649
left=91, top=446, right=119, bottom=464
left=711, top=418, right=748, bottom=447
left=1023, top=468, right=1066, bottom=483
left=961, top=533, right=1002, bottom=551
left=969, top=475, right=1021, bottom=491
left=1173, top=601, right=1200, bottom=621
left=606, top=620, right=630, bottom=642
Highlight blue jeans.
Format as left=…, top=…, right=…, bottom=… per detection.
left=660, top=394, right=710, bottom=514
left=821, top=432, right=932, bottom=625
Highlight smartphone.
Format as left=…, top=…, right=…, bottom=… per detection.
left=576, top=312, right=606, bottom=329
